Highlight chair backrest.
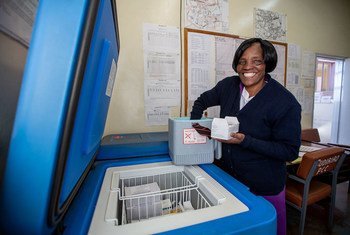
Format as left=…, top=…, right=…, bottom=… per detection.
left=301, top=128, right=321, bottom=142
left=297, top=147, right=345, bottom=180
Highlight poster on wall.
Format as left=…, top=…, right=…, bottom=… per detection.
left=254, top=8, right=287, bottom=42
left=0, top=0, right=38, bottom=47
left=185, top=0, right=229, bottom=32
left=286, top=43, right=302, bottom=87
left=187, top=32, right=215, bottom=101
left=142, top=23, right=181, bottom=125
left=271, top=43, right=287, bottom=86
left=301, top=50, right=316, bottom=77
left=215, top=36, right=237, bottom=83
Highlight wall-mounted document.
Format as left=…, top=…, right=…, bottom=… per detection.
left=143, top=23, right=181, bottom=125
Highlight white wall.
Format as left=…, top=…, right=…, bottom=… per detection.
left=104, top=0, right=350, bottom=136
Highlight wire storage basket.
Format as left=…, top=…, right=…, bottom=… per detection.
left=118, top=170, right=212, bottom=224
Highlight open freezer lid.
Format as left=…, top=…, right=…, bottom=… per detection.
left=0, top=0, right=120, bottom=233
left=49, top=0, right=120, bottom=226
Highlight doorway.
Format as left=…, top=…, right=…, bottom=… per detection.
left=313, top=56, right=344, bottom=143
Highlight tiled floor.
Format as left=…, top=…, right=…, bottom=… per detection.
left=286, top=181, right=350, bottom=235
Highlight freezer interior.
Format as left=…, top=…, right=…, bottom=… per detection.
left=89, top=161, right=248, bottom=234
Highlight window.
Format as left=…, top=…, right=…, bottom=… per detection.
left=315, top=59, right=335, bottom=100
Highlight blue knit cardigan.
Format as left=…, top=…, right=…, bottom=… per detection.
left=191, top=75, right=301, bottom=195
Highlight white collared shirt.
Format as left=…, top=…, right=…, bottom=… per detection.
left=240, top=87, right=254, bottom=110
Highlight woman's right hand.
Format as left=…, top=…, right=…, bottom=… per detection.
left=213, top=132, right=245, bottom=145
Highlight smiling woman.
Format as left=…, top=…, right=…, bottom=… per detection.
left=190, top=37, right=301, bottom=235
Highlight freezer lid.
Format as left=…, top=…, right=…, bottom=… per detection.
left=0, top=0, right=120, bottom=233
left=49, top=0, right=120, bottom=227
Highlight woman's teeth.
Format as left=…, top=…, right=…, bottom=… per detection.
left=243, top=73, right=256, bottom=78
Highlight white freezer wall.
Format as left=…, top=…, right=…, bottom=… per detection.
left=103, top=0, right=350, bottom=136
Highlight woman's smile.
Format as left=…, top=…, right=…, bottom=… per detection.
left=242, top=72, right=257, bottom=78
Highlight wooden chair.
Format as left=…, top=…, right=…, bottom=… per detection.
left=285, top=147, right=345, bottom=235
left=301, top=128, right=321, bottom=142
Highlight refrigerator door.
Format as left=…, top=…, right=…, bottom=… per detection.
left=0, top=0, right=119, bottom=234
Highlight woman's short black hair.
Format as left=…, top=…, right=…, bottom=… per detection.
left=232, top=38, right=277, bottom=73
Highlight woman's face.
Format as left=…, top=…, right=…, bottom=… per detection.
left=237, top=43, right=266, bottom=91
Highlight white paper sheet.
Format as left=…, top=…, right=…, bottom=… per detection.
left=215, top=36, right=236, bottom=83
left=188, top=32, right=215, bottom=101
left=143, top=23, right=180, bottom=53
left=185, top=0, right=229, bottom=32
left=144, top=80, right=180, bottom=106
left=270, top=43, right=286, bottom=85
left=254, top=8, right=287, bottom=42
left=302, top=50, right=316, bottom=77
left=142, top=23, right=181, bottom=125
left=145, top=106, right=170, bottom=126
left=144, top=51, right=180, bottom=80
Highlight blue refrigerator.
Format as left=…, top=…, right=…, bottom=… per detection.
left=0, top=1, right=276, bottom=234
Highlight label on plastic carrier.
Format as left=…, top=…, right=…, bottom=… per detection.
left=183, top=128, right=207, bottom=144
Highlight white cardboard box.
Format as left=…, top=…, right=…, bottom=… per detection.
left=124, top=182, right=161, bottom=207
left=211, top=117, right=239, bottom=140
left=124, top=182, right=162, bottom=221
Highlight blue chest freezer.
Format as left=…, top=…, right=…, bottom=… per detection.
left=0, top=1, right=276, bottom=234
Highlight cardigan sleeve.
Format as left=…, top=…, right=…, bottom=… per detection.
left=190, top=81, right=222, bottom=120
